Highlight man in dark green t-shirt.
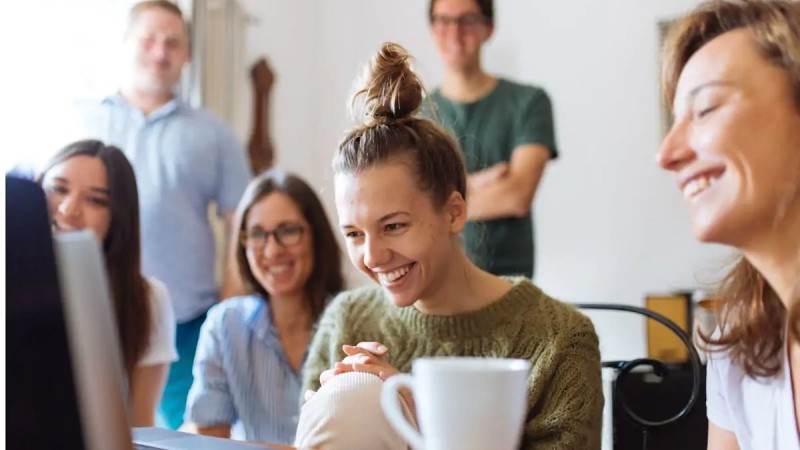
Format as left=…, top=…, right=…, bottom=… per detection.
left=425, top=0, right=558, bottom=277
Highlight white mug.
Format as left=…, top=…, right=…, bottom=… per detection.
left=381, top=357, right=530, bottom=450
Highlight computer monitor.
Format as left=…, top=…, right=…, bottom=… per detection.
left=54, top=230, right=134, bottom=449
left=6, top=176, right=133, bottom=450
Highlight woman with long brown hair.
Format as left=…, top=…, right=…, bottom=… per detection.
left=184, top=169, right=344, bottom=444
left=659, top=1, right=800, bottom=448
left=38, top=139, right=177, bottom=426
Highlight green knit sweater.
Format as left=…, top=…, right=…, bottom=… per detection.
left=301, top=277, right=603, bottom=450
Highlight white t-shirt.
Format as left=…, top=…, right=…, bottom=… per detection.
left=138, top=278, right=179, bottom=367
left=707, top=338, right=799, bottom=450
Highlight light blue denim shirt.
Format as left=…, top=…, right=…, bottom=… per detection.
left=185, top=295, right=306, bottom=444
left=76, top=94, right=251, bottom=322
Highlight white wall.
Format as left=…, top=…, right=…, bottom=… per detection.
left=239, top=0, right=733, bottom=361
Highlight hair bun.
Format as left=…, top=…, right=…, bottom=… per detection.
left=351, top=42, right=424, bottom=126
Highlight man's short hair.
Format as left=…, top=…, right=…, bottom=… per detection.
left=126, top=0, right=188, bottom=36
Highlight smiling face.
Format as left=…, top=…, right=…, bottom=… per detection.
left=429, top=0, right=493, bottom=73
left=123, top=6, right=190, bottom=95
left=335, top=160, right=466, bottom=307
left=658, top=29, right=800, bottom=248
left=243, top=192, right=315, bottom=300
left=42, top=155, right=112, bottom=241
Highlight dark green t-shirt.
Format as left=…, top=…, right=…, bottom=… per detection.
left=427, top=79, right=558, bottom=277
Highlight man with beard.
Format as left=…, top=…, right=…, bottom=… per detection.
left=75, top=0, right=251, bottom=429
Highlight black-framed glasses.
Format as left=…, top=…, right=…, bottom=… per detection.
left=240, top=224, right=306, bottom=250
left=430, top=13, right=489, bottom=31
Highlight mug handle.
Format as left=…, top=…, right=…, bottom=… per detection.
left=381, top=374, right=424, bottom=450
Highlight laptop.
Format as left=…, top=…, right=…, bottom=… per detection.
left=133, top=427, right=294, bottom=449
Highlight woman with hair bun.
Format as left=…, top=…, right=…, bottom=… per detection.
left=294, top=43, right=603, bottom=450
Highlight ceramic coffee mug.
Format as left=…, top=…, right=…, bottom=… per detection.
left=381, top=357, right=530, bottom=450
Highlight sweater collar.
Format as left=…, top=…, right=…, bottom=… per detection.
left=390, top=277, right=542, bottom=340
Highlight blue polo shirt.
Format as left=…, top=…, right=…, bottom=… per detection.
left=77, top=94, right=251, bottom=322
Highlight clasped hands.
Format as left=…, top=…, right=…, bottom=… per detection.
left=304, top=341, right=401, bottom=402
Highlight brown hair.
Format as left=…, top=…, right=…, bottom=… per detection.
left=38, top=140, right=151, bottom=380
left=127, top=0, right=188, bottom=37
left=233, top=169, right=344, bottom=323
left=661, top=0, right=800, bottom=378
left=130, top=0, right=183, bottom=22
left=334, top=42, right=467, bottom=210
left=428, top=0, right=494, bottom=23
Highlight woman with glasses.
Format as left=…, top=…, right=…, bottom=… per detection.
left=425, top=0, right=558, bottom=278
left=184, top=169, right=344, bottom=444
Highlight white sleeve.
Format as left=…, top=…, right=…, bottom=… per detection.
left=138, top=278, right=179, bottom=367
left=705, top=344, right=733, bottom=432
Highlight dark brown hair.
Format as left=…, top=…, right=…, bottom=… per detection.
left=428, top=0, right=494, bottom=22
left=38, top=140, right=151, bottom=380
left=334, top=42, right=467, bottom=210
left=233, top=169, right=344, bottom=323
left=661, top=0, right=800, bottom=378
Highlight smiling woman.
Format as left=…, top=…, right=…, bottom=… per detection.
left=41, top=154, right=112, bottom=241
left=295, top=42, right=602, bottom=450
left=184, top=169, right=344, bottom=445
left=37, top=139, right=178, bottom=428
left=659, top=1, right=800, bottom=449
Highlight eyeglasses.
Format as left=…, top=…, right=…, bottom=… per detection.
left=240, top=224, right=306, bottom=250
left=430, top=13, right=489, bottom=31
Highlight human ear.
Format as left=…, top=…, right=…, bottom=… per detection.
left=483, top=22, right=495, bottom=42
left=444, top=191, right=467, bottom=234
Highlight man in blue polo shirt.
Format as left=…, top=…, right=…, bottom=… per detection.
left=76, top=0, right=251, bottom=429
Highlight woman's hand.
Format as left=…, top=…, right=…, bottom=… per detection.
left=340, top=342, right=400, bottom=380
left=306, top=342, right=392, bottom=402
left=313, top=342, right=417, bottom=421
left=318, top=341, right=397, bottom=387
